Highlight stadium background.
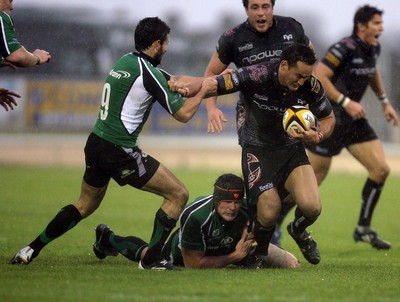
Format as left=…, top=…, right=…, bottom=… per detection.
left=0, top=5, right=399, bottom=170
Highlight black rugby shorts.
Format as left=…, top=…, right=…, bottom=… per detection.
left=241, top=143, right=310, bottom=218
left=306, top=117, right=377, bottom=157
left=83, top=132, right=160, bottom=188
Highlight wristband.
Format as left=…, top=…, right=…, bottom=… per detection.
left=35, top=56, right=40, bottom=65
left=378, top=94, right=389, bottom=104
left=337, top=94, right=350, bottom=108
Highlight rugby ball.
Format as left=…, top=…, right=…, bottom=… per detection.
left=282, top=105, right=314, bottom=131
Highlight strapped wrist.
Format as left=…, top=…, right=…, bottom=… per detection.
left=35, top=56, right=40, bottom=65
left=337, top=94, right=350, bottom=108
left=378, top=93, right=389, bottom=104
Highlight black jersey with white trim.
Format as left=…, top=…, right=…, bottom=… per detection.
left=321, top=34, right=380, bottom=103
left=217, top=16, right=310, bottom=68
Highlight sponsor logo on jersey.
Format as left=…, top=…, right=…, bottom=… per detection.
left=350, top=67, right=375, bottom=76
left=220, top=236, right=234, bottom=245
left=352, top=58, right=364, bottom=64
left=259, top=182, right=273, bottom=192
left=242, top=49, right=282, bottom=65
left=283, top=34, right=293, bottom=41
left=109, top=69, right=131, bottom=79
left=238, top=43, right=254, bottom=52
left=253, top=101, right=286, bottom=113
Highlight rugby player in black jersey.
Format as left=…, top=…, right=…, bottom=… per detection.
left=306, top=5, right=398, bottom=250
left=204, top=0, right=314, bottom=246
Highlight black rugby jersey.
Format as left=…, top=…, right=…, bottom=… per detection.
left=321, top=34, right=380, bottom=103
left=217, top=16, right=310, bottom=68
left=216, top=62, right=332, bottom=149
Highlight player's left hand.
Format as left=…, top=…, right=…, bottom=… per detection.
left=382, top=101, right=399, bottom=126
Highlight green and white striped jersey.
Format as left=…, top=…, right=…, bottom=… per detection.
left=169, top=195, right=249, bottom=265
left=0, top=11, right=22, bottom=63
left=92, top=51, right=185, bottom=148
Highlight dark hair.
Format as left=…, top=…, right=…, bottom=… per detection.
left=134, top=17, right=170, bottom=52
left=353, top=5, right=383, bottom=35
left=242, top=0, right=275, bottom=9
left=281, top=44, right=316, bottom=68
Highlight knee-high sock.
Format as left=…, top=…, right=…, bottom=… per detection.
left=358, top=178, right=384, bottom=227
left=108, top=234, right=148, bottom=262
left=142, top=208, right=176, bottom=264
left=29, top=204, right=82, bottom=258
left=253, top=219, right=275, bottom=256
left=292, top=207, right=320, bottom=234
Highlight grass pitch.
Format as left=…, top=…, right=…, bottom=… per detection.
left=1, top=166, right=399, bottom=302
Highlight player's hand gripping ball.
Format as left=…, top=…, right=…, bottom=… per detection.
left=282, top=105, right=315, bottom=132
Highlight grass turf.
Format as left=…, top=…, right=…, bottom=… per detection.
left=1, top=166, right=399, bottom=302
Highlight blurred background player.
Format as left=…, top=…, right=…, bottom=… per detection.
left=203, top=0, right=314, bottom=246
left=93, top=173, right=300, bottom=269
left=306, top=5, right=398, bottom=250
left=9, top=17, right=217, bottom=270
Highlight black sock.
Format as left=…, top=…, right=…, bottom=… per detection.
left=291, top=207, right=320, bottom=234
left=253, top=220, right=275, bottom=256
left=358, top=178, right=384, bottom=227
left=29, top=204, right=82, bottom=258
left=109, top=234, right=148, bottom=262
left=142, top=208, right=176, bottom=264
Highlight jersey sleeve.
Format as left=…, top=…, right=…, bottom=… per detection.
left=308, top=76, right=333, bottom=119
left=290, top=17, right=310, bottom=46
left=321, top=37, right=354, bottom=73
left=143, top=65, right=185, bottom=114
left=216, top=26, right=238, bottom=66
left=179, top=215, right=206, bottom=252
left=0, top=12, right=21, bottom=58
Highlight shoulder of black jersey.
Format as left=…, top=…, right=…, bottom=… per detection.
left=222, top=22, right=244, bottom=37
left=274, top=15, right=304, bottom=26
left=337, top=36, right=357, bottom=50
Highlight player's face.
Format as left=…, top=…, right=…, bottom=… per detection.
left=216, top=200, right=242, bottom=222
left=360, top=14, right=384, bottom=47
left=279, top=61, right=313, bottom=92
left=245, top=0, right=274, bottom=33
left=154, top=35, right=169, bottom=65
left=0, top=0, right=14, bottom=14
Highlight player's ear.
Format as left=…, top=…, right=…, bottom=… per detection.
left=280, top=60, right=289, bottom=71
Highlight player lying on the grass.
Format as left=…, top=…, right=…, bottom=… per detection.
left=93, top=173, right=300, bottom=269
left=9, top=17, right=217, bottom=270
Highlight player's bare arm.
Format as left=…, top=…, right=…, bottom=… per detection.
left=316, top=62, right=366, bottom=120
left=204, top=51, right=229, bottom=133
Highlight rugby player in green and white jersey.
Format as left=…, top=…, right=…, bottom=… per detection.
left=93, top=174, right=300, bottom=269
left=10, top=17, right=217, bottom=270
